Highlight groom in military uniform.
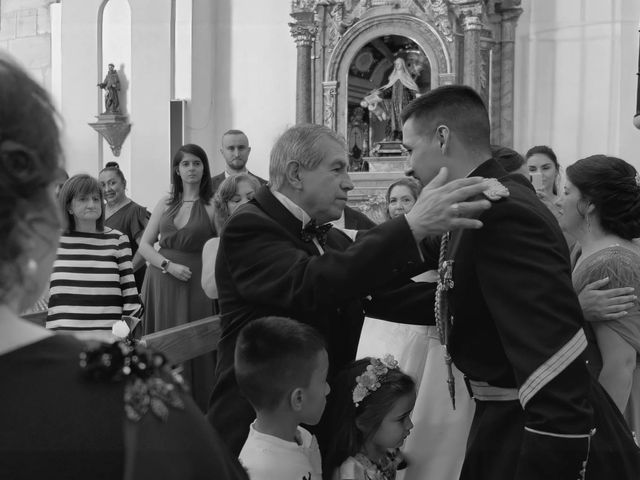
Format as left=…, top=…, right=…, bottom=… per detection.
left=401, top=85, right=640, bottom=479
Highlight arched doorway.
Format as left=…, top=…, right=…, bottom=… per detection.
left=323, top=14, right=453, bottom=146
left=346, top=35, right=431, bottom=171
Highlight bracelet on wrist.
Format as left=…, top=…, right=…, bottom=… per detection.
left=160, top=258, right=171, bottom=274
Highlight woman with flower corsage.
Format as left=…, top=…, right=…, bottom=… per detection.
left=0, top=54, right=247, bottom=480
left=322, top=355, right=415, bottom=480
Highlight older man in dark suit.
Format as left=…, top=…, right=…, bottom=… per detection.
left=206, top=123, right=494, bottom=455
left=402, top=85, right=640, bottom=479
left=211, top=130, right=267, bottom=193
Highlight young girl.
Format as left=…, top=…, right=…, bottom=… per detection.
left=323, top=355, right=416, bottom=480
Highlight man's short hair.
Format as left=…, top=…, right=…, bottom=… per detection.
left=269, top=124, right=346, bottom=190
left=401, top=85, right=490, bottom=149
left=491, top=145, right=526, bottom=173
left=221, top=129, right=248, bottom=143
left=235, top=316, right=327, bottom=412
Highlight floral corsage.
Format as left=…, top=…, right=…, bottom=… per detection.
left=353, top=354, right=399, bottom=407
left=79, top=340, right=186, bottom=422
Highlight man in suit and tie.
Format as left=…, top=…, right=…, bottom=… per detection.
left=211, top=129, right=267, bottom=193
left=207, top=123, right=494, bottom=456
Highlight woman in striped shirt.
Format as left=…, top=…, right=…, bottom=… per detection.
left=46, top=174, right=143, bottom=340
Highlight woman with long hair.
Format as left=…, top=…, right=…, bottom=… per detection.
left=526, top=145, right=562, bottom=218
left=138, top=143, right=216, bottom=410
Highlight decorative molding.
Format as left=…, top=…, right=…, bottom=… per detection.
left=425, top=0, right=454, bottom=42
left=450, top=0, right=486, bottom=30
left=326, top=13, right=453, bottom=81
left=290, top=23, right=318, bottom=46
left=438, top=72, right=456, bottom=85
left=322, top=80, right=338, bottom=129
left=289, top=9, right=318, bottom=47
left=88, top=114, right=131, bottom=157
left=291, top=0, right=319, bottom=14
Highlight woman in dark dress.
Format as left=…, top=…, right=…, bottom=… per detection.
left=99, top=161, right=150, bottom=292
left=138, top=144, right=216, bottom=411
left=0, top=54, right=246, bottom=480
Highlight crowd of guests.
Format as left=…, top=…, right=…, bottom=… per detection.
left=4, top=49, right=640, bottom=480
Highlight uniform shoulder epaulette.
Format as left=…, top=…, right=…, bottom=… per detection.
left=482, top=178, right=510, bottom=201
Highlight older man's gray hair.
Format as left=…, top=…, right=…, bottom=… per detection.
left=269, top=124, right=346, bottom=191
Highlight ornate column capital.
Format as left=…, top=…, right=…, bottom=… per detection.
left=290, top=23, right=318, bottom=46
left=450, top=0, right=485, bottom=30
left=289, top=10, right=318, bottom=47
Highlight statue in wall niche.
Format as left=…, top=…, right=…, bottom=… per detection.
left=97, top=64, right=121, bottom=114
left=360, top=57, right=419, bottom=141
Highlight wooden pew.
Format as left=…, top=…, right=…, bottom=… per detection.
left=141, top=315, right=222, bottom=364
left=21, top=310, right=47, bottom=327
left=21, top=310, right=222, bottom=365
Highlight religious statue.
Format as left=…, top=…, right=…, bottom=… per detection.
left=97, top=64, right=121, bottom=114
left=347, top=106, right=369, bottom=171
left=360, top=57, right=419, bottom=141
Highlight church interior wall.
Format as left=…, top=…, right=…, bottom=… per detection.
left=515, top=0, right=640, bottom=174
left=1, top=0, right=640, bottom=201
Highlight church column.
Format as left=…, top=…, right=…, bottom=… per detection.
left=289, top=10, right=317, bottom=124
left=498, top=6, right=523, bottom=145
left=453, top=1, right=486, bottom=93
left=462, top=13, right=484, bottom=92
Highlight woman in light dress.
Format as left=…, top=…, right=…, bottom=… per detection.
left=356, top=178, right=474, bottom=480
left=559, top=154, right=640, bottom=440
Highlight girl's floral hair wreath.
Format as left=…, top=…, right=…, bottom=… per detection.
left=352, top=354, right=399, bottom=407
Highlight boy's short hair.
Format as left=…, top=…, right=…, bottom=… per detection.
left=235, top=316, right=326, bottom=412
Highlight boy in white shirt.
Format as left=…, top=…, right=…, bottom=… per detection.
left=235, top=316, right=330, bottom=480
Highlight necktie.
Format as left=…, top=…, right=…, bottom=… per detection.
left=300, top=220, right=332, bottom=247
left=435, top=232, right=457, bottom=409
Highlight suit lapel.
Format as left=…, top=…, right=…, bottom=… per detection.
left=254, top=186, right=321, bottom=256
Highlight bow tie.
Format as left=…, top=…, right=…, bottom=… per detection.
left=301, top=220, right=332, bottom=247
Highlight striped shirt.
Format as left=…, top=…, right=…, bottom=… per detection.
left=46, top=229, right=143, bottom=333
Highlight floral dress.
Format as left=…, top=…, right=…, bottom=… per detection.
left=334, top=449, right=403, bottom=480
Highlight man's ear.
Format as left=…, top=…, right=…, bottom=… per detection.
left=435, top=125, right=450, bottom=154
left=290, top=388, right=304, bottom=412
left=285, top=162, right=304, bottom=190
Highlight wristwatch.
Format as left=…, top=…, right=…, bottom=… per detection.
left=160, top=258, right=171, bottom=274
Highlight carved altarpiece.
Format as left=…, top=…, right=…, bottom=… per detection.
left=290, top=0, right=522, bottom=214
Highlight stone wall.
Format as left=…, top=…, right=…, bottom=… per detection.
left=0, top=0, right=55, bottom=89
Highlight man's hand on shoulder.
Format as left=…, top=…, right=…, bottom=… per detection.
left=405, top=167, right=492, bottom=241
left=579, top=277, right=636, bottom=321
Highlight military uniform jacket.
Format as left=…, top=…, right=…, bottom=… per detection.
left=423, top=158, right=640, bottom=479
left=207, top=186, right=434, bottom=456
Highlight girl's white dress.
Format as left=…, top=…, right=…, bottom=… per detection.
left=356, top=276, right=475, bottom=480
